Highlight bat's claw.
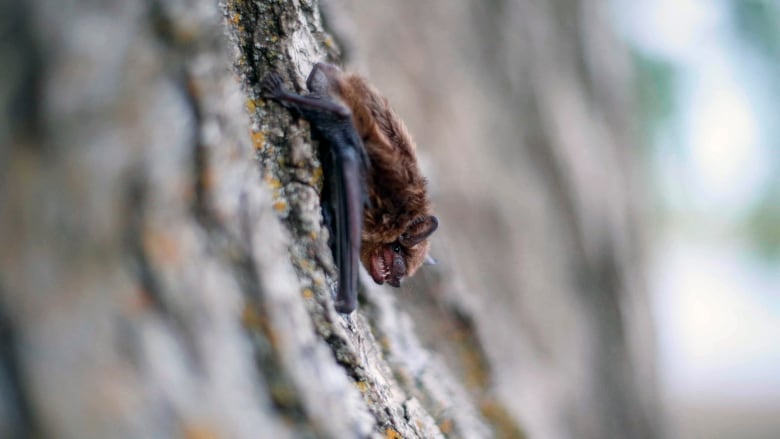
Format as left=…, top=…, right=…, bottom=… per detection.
left=261, top=73, right=285, bottom=98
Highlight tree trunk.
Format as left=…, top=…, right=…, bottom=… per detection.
left=0, top=0, right=661, bottom=438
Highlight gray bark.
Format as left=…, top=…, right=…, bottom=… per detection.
left=0, top=1, right=661, bottom=439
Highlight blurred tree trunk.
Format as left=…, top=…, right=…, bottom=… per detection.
left=329, top=1, right=664, bottom=438
left=0, top=1, right=661, bottom=439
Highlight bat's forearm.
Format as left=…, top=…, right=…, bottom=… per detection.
left=270, top=91, right=351, bottom=119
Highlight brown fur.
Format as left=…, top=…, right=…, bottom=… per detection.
left=329, top=70, right=435, bottom=279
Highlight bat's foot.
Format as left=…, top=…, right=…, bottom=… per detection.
left=260, top=73, right=285, bottom=98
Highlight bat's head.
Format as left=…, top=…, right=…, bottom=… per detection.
left=306, top=62, right=344, bottom=96
left=362, top=215, right=438, bottom=287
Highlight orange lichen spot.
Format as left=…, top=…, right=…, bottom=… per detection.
left=302, top=288, right=314, bottom=299
left=263, top=174, right=282, bottom=190
left=438, top=418, right=453, bottom=434
left=355, top=381, right=369, bottom=393
left=273, top=200, right=287, bottom=212
left=385, top=428, right=402, bottom=439
left=251, top=130, right=265, bottom=150
left=298, top=258, right=312, bottom=271
left=181, top=423, right=220, bottom=439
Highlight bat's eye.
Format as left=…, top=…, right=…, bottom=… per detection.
left=392, top=244, right=402, bottom=253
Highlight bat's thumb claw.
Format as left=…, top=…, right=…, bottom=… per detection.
left=260, top=73, right=284, bottom=98
left=424, top=255, right=437, bottom=266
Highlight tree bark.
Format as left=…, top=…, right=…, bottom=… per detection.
left=0, top=1, right=661, bottom=439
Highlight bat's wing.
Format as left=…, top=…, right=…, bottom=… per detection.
left=331, top=142, right=365, bottom=313
left=319, top=129, right=368, bottom=314
left=260, top=73, right=366, bottom=313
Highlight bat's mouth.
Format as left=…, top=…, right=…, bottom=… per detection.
left=369, top=247, right=401, bottom=287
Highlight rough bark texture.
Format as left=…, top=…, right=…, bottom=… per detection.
left=0, top=1, right=661, bottom=439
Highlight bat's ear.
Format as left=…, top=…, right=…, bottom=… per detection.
left=306, top=62, right=341, bottom=94
left=399, top=215, right=439, bottom=247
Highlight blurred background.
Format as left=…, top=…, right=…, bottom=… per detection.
left=615, top=0, right=780, bottom=437
left=2, top=0, right=778, bottom=437
left=334, top=0, right=780, bottom=437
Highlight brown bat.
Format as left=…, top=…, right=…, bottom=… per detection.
left=262, top=63, right=438, bottom=313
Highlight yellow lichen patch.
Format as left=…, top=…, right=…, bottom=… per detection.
left=462, top=347, right=489, bottom=390
left=246, top=99, right=257, bottom=113
left=298, top=258, right=312, bottom=271
left=241, top=303, right=263, bottom=330
left=355, top=381, right=369, bottom=393
left=323, top=35, right=335, bottom=48
left=309, top=230, right=318, bottom=240
left=479, top=400, right=526, bottom=439
left=241, top=304, right=278, bottom=346
left=181, top=423, right=220, bottom=439
left=251, top=130, right=265, bottom=150
left=311, top=166, right=324, bottom=187
left=385, top=428, right=402, bottom=439
left=438, top=418, right=453, bottom=434
left=302, top=288, right=314, bottom=299
left=263, top=174, right=282, bottom=190
left=270, top=382, right=298, bottom=409
left=175, top=27, right=197, bottom=45
left=229, top=13, right=241, bottom=25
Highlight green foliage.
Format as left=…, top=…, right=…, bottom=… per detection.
left=631, top=50, right=678, bottom=146
left=746, top=186, right=780, bottom=262
left=731, top=0, right=780, bottom=59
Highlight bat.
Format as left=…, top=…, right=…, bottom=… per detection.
left=262, top=68, right=368, bottom=314
left=262, top=63, right=438, bottom=313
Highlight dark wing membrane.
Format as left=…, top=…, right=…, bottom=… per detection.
left=259, top=74, right=366, bottom=313
left=332, top=145, right=364, bottom=313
